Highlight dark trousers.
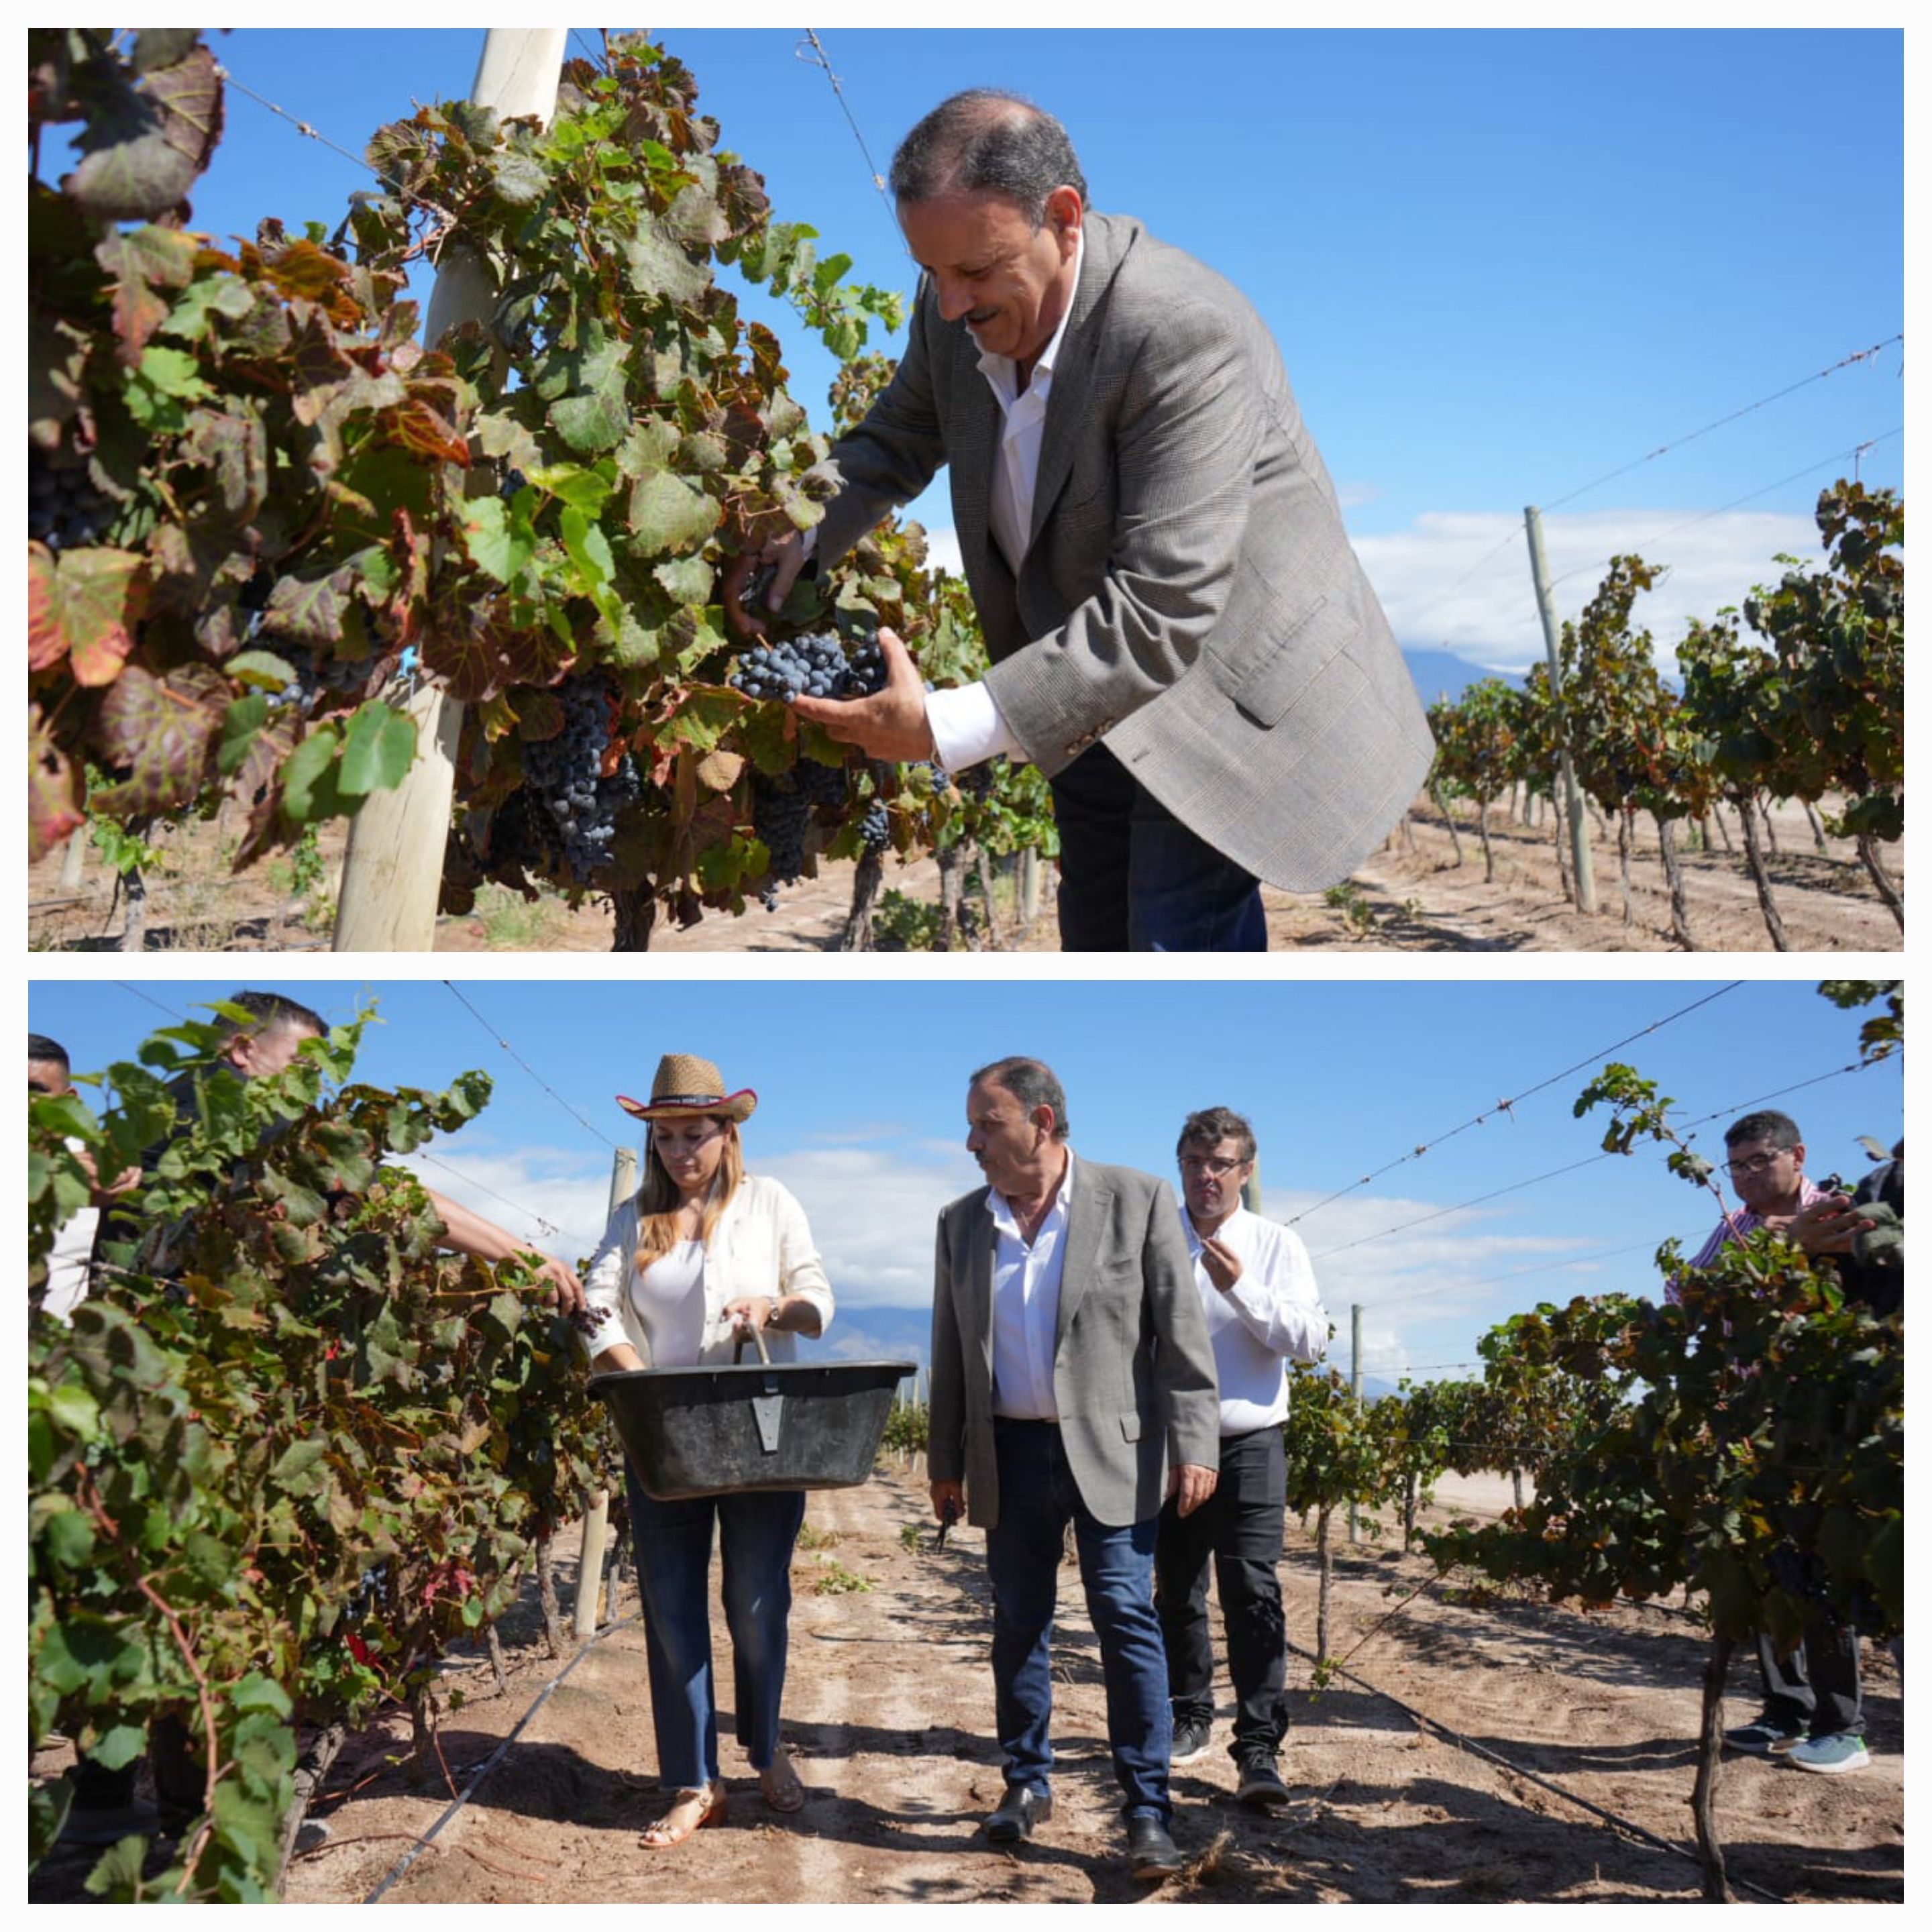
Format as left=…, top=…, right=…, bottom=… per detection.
left=985, top=1418, right=1173, bottom=1822
left=1154, top=1425, right=1288, bottom=1760
left=1758, top=1618, right=1863, bottom=1737
left=1050, top=744, right=1267, bottom=953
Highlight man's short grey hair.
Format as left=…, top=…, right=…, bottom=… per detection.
left=971, top=1055, right=1069, bottom=1140
left=1177, top=1106, right=1256, bottom=1166
left=890, top=89, right=1087, bottom=226
left=1725, top=1109, right=1801, bottom=1151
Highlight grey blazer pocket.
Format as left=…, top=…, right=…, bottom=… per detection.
left=1119, top=1414, right=1142, bottom=1443
left=1229, top=597, right=1357, bottom=729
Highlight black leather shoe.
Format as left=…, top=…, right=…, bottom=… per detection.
left=985, top=1784, right=1053, bottom=1844
left=1126, top=1812, right=1184, bottom=1880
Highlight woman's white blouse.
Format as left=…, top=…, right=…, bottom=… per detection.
left=582, top=1173, right=835, bottom=1366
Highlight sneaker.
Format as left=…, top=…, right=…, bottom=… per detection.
left=1234, top=1754, right=1291, bottom=1809
left=1170, top=1717, right=1212, bottom=1767
left=1787, top=1731, right=1870, bottom=1775
left=1723, top=1714, right=1805, bottom=1756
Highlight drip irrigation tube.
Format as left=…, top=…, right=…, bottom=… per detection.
left=1285, top=1640, right=1782, bottom=1904
left=363, top=1614, right=640, bottom=1904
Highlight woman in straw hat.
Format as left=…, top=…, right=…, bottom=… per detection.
left=582, top=1053, right=834, bottom=1847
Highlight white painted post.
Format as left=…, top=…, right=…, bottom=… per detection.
left=575, top=1141, right=637, bottom=1635
left=333, top=30, right=569, bottom=953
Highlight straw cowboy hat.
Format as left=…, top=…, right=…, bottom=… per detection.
left=616, top=1053, right=757, bottom=1124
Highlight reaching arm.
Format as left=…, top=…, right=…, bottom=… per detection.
left=425, top=1186, right=585, bottom=1316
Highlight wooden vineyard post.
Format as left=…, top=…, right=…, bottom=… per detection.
left=333, top=30, right=568, bottom=952
left=576, top=1141, right=637, bottom=1636
left=1524, top=504, right=1597, bottom=914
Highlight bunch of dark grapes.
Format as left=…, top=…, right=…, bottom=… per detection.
left=957, top=757, right=1000, bottom=802
left=28, top=445, right=117, bottom=553
left=273, top=643, right=376, bottom=710
left=858, top=798, right=891, bottom=855
left=523, top=674, right=642, bottom=883
left=731, top=630, right=886, bottom=703
left=796, top=759, right=849, bottom=808
left=751, top=769, right=814, bottom=884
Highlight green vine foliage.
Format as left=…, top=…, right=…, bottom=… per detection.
left=29, top=1005, right=608, bottom=1899
left=38, top=32, right=1063, bottom=938
left=1425, top=999, right=1904, bottom=1644
left=1739, top=483, right=1904, bottom=845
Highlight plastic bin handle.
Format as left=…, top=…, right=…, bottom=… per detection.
left=732, top=1321, right=774, bottom=1366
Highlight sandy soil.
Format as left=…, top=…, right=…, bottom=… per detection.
left=28, top=795, right=1901, bottom=956
left=35, top=1464, right=1894, bottom=1907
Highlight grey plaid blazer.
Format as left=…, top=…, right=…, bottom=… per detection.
left=812, top=210, right=1436, bottom=892
left=927, top=1159, right=1220, bottom=1532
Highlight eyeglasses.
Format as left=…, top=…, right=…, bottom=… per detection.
left=1724, top=1152, right=1788, bottom=1178
left=1179, top=1155, right=1246, bottom=1178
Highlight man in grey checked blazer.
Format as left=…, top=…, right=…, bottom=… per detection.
left=741, top=89, right=1434, bottom=951
left=928, top=1057, right=1221, bottom=1878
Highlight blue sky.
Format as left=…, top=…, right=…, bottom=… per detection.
left=66, top=24, right=1903, bottom=679
left=28, top=975, right=1904, bottom=1387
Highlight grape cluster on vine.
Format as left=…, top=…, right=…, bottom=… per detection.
left=522, top=674, right=642, bottom=883
left=271, top=643, right=378, bottom=710
left=751, top=769, right=814, bottom=884
left=28, top=445, right=117, bottom=553
left=731, top=631, right=886, bottom=703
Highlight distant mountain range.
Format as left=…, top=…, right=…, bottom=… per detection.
left=1402, top=647, right=1524, bottom=704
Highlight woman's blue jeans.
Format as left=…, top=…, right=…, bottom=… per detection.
left=624, top=1466, right=806, bottom=1789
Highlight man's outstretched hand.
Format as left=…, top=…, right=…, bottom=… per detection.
left=790, top=627, right=935, bottom=763
left=722, top=533, right=807, bottom=640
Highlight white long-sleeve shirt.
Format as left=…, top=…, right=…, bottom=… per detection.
left=582, top=1173, right=834, bottom=1366
left=1183, top=1203, right=1328, bottom=1434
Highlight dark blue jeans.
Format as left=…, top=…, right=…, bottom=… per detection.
left=625, top=1466, right=806, bottom=1788
left=985, top=1419, right=1173, bottom=1822
left=1050, top=743, right=1267, bottom=952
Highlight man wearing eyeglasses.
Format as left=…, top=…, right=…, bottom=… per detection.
left=1679, top=1110, right=1871, bottom=1778
left=1154, top=1107, right=1328, bottom=1809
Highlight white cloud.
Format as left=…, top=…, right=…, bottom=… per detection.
left=1355, top=507, right=1819, bottom=677
left=392, top=1137, right=614, bottom=1264
left=922, top=509, right=1819, bottom=684
left=395, top=1136, right=1635, bottom=1366
left=921, top=526, right=964, bottom=579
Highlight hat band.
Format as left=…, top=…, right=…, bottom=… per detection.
left=653, top=1092, right=727, bottom=1108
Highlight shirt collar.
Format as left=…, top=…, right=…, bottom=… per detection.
left=974, top=225, right=1086, bottom=398
left=1183, top=1201, right=1244, bottom=1252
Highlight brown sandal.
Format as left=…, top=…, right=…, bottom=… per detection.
left=759, top=1745, right=805, bottom=1814
left=641, top=1781, right=727, bottom=1847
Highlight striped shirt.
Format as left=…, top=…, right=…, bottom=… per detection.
left=1669, top=1178, right=1825, bottom=1301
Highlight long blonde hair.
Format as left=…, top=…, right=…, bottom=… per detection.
left=633, top=1116, right=745, bottom=1273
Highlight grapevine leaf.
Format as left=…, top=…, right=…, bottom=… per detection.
left=32, top=547, right=150, bottom=688
left=88, top=663, right=227, bottom=816
left=64, top=46, right=225, bottom=223
left=335, top=702, right=417, bottom=799
left=625, top=468, right=721, bottom=555
left=621, top=225, right=712, bottom=307
left=216, top=693, right=271, bottom=776
left=460, top=496, right=537, bottom=586
left=29, top=706, right=87, bottom=864
left=280, top=726, right=344, bottom=824
left=93, top=223, right=199, bottom=363
left=489, top=152, right=548, bottom=207
left=262, top=567, right=354, bottom=649
left=527, top=462, right=616, bottom=513
left=653, top=555, right=714, bottom=607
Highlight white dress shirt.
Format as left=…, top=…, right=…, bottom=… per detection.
left=924, top=231, right=1087, bottom=776
left=1183, top=1203, right=1328, bottom=1434
left=988, top=1148, right=1077, bottom=1420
